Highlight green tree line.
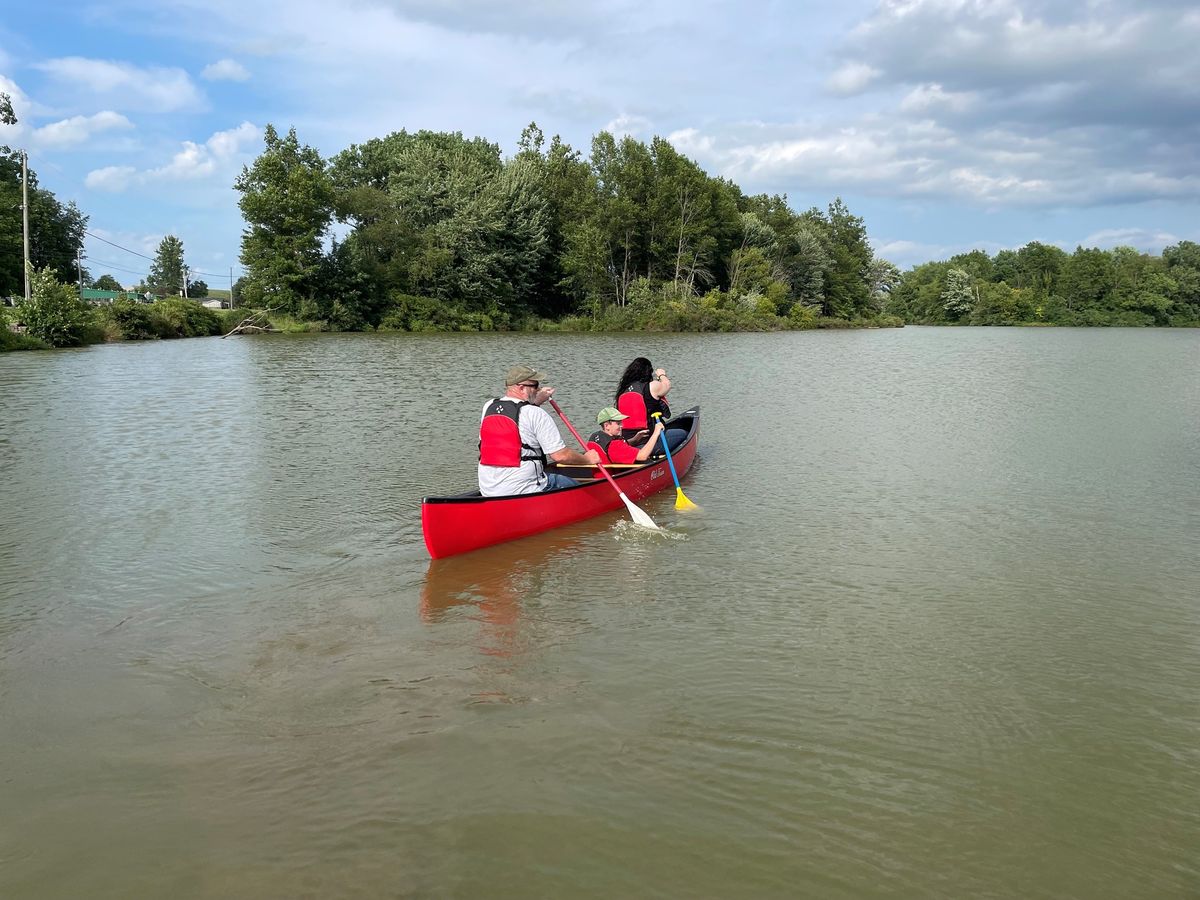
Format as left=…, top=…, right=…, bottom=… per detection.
left=886, top=242, right=1200, bottom=327
left=233, top=123, right=899, bottom=332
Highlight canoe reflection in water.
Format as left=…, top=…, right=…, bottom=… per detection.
left=419, top=529, right=594, bottom=660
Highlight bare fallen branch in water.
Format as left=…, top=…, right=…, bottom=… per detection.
left=222, top=308, right=279, bottom=338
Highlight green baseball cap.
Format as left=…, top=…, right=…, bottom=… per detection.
left=596, top=406, right=628, bottom=424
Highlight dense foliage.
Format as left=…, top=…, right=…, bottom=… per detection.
left=0, top=150, right=88, bottom=299
left=4, top=266, right=228, bottom=349
left=1, top=92, right=89, bottom=299
left=19, top=266, right=100, bottom=346
left=887, top=242, right=1200, bottom=327
left=235, top=123, right=892, bottom=331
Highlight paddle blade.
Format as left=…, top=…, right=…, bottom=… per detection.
left=674, top=488, right=698, bottom=510
left=619, top=492, right=660, bottom=530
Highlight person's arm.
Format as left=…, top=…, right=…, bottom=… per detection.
left=634, top=421, right=665, bottom=461
left=550, top=446, right=601, bottom=465
left=649, top=369, right=670, bottom=399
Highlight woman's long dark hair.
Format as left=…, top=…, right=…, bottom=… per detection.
left=615, top=357, right=654, bottom=401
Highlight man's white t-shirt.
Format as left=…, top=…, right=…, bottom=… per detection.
left=477, top=399, right=566, bottom=496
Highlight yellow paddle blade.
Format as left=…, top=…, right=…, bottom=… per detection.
left=674, top=487, right=698, bottom=510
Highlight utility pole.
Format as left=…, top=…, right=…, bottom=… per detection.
left=229, top=266, right=234, bottom=309
left=21, top=150, right=31, bottom=303
left=182, top=265, right=189, bottom=299
left=76, top=249, right=83, bottom=297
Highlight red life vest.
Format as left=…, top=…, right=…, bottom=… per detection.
left=617, top=384, right=649, bottom=429
left=479, top=399, right=545, bottom=467
left=586, top=430, right=615, bottom=465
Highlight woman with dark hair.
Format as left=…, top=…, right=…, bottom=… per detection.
left=614, top=357, right=687, bottom=452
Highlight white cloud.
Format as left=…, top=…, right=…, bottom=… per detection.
left=205, top=121, right=259, bottom=158
left=201, top=59, right=250, bottom=82
left=826, top=62, right=880, bottom=95
left=1079, top=227, right=1182, bottom=251
left=86, top=165, right=138, bottom=191
left=874, top=238, right=956, bottom=268
left=658, top=112, right=1200, bottom=210
left=149, top=121, right=259, bottom=181
left=899, top=83, right=976, bottom=115
left=604, top=113, right=651, bottom=139
left=667, top=127, right=714, bottom=157
left=33, top=111, right=133, bottom=148
left=0, top=75, right=31, bottom=141
left=36, top=57, right=204, bottom=113
left=85, top=122, right=260, bottom=191
left=151, top=141, right=216, bottom=180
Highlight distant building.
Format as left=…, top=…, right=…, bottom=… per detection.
left=80, top=289, right=153, bottom=305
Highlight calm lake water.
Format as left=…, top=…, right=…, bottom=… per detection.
left=1, top=327, right=1198, bottom=898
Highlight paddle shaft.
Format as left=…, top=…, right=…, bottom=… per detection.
left=652, top=412, right=697, bottom=509
left=550, top=400, right=662, bottom=527
left=651, top=412, right=684, bottom=486
left=548, top=399, right=625, bottom=495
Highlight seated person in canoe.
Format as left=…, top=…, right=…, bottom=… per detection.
left=615, top=356, right=687, bottom=452
left=586, top=407, right=665, bottom=467
left=478, top=364, right=600, bottom=496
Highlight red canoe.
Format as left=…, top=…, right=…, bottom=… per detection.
left=421, top=407, right=700, bottom=558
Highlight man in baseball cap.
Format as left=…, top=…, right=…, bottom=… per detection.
left=504, top=364, right=547, bottom=386
left=478, top=364, right=600, bottom=496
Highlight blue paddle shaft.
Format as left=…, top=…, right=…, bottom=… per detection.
left=651, top=413, right=684, bottom=489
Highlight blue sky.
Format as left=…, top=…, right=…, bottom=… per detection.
left=2, top=0, right=1197, bottom=288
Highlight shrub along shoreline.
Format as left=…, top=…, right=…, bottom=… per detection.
left=3, top=265, right=904, bottom=352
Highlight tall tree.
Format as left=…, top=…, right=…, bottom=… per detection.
left=941, top=268, right=975, bottom=320
left=1058, top=247, right=1114, bottom=313
left=236, top=124, right=333, bottom=315
left=822, top=198, right=873, bottom=318
left=1163, top=241, right=1200, bottom=320
left=590, top=133, right=654, bottom=306
left=147, top=235, right=186, bottom=296
left=0, top=150, right=88, bottom=296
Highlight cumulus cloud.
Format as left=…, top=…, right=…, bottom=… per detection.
left=603, top=113, right=652, bottom=139
left=36, top=57, right=204, bottom=112
left=628, top=0, right=1192, bottom=211
left=1079, top=227, right=1182, bottom=251
left=201, top=59, right=250, bottom=81
left=899, top=84, right=977, bottom=116
left=0, top=75, right=32, bottom=139
left=33, top=111, right=133, bottom=148
left=86, top=166, right=138, bottom=192
left=662, top=112, right=1200, bottom=209
left=826, top=62, right=880, bottom=95
left=365, top=0, right=636, bottom=40
left=843, top=0, right=1200, bottom=125
left=84, top=122, right=260, bottom=191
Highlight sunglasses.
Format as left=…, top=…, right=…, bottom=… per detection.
left=518, top=382, right=540, bottom=389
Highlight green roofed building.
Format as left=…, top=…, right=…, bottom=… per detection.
left=80, top=288, right=153, bottom=305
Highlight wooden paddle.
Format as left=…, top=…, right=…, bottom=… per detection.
left=549, top=399, right=659, bottom=530
left=651, top=413, right=697, bottom=509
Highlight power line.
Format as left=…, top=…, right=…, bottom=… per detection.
left=85, top=230, right=156, bottom=262
left=88, top=258, right=151, bottom=277
left=84, top=229, right=243, bottom=279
